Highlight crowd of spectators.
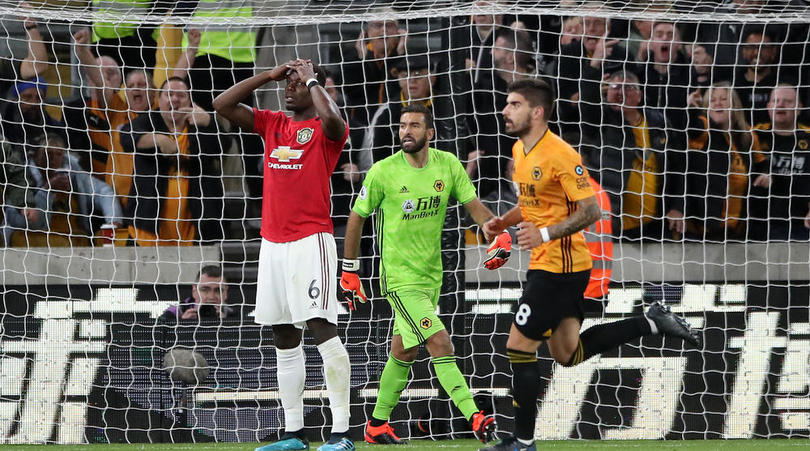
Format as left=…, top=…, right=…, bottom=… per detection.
left=1, top=0, right=809, bottom=247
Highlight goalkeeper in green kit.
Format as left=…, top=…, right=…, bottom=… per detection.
left=341, top=104, right=510, bottom=444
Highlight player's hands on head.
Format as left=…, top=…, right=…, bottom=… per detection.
left=292, top=59, right=317, bottom=83
left=268, top=60, right=295, bottom=81
left=339, top=259, right=367, bottom=311
left=484, top=231, right=512, bottom=270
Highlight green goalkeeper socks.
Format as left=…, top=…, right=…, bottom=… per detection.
left=372, top=355, right=413, bottom=422
left=432, top=355, right=478, bottom=421
left=372, top=354, right=477, bottom=422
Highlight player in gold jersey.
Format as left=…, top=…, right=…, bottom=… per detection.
left=479, top=79, right=701, bottom=451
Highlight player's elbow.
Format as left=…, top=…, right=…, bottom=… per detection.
left=213, top=103, right=244, bottom=128
left=212, top=91, right=241, bottom=115
left=211, top=95, right=228, bottom=113
left=347, top=211, right=366, bottom=228
left=323, top=117, right=346, bottom=141
left=323, top=110, right=344, bottom=130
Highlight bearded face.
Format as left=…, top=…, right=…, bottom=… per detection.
left=399, top=112, right=432, bottom=154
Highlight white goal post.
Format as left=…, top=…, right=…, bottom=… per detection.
left=1, top=0, right=809, bottom=445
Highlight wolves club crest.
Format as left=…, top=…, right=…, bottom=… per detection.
left=296, top=128, right=314, bottom=144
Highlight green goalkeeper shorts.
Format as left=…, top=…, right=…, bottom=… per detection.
left=386, top=287, right=445, bottom=349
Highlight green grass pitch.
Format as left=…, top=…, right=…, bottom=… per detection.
left=7, top=440, right=810, bottom=450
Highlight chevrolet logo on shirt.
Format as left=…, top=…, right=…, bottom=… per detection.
left=270, top=146, right=304, bottom=162
left=268, top=146, right=304, bottom=170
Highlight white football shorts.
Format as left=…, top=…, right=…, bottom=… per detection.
left=254, top=232, right=338, bottom=327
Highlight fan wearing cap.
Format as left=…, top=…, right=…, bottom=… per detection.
left=0, top=12, right=65, bottom=149
left=0, top=77, right=64, bottom=150
left=0, top=8, right=64, bottom=148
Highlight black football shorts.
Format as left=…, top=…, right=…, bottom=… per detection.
left=513, top=269, right=591, bottom=340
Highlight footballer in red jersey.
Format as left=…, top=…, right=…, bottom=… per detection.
left=214, top=59, right=354, bottom=451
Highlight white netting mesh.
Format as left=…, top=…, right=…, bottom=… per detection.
left=1, top=0, right=810, bottom=445
left=3, top=1, right=810, bottom=25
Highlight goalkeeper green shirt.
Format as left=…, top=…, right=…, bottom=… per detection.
left=352, top=148, right=477, bottom=294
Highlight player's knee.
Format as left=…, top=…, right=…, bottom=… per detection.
left=558, top=340, right=585, bottom=367
left=550, top=348, right=576, bottom=366
left=558, top=354, right=577, bottom=367
left=393, top=346, right=418, bottom=363
left=425, top=331, right=454, bottom=357
left=306, top=318, right=337, bottom=345
left=272, top=324, right=302, bottom=349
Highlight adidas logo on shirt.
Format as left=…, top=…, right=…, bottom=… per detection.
left=400, top=186, right=409, bottom=193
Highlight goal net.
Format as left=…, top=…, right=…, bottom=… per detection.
left=1, top=0, right=809, bottom=444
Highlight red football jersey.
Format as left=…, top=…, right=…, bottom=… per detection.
left=253, top=108, right=348, bottom=243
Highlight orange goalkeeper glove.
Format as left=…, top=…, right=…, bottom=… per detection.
left=483, top=232, right=511, bottom=270
left=340, top=259, right=367, bottom=311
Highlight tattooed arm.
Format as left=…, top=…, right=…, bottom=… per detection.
left=515, top=196, right=601, bottom=250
